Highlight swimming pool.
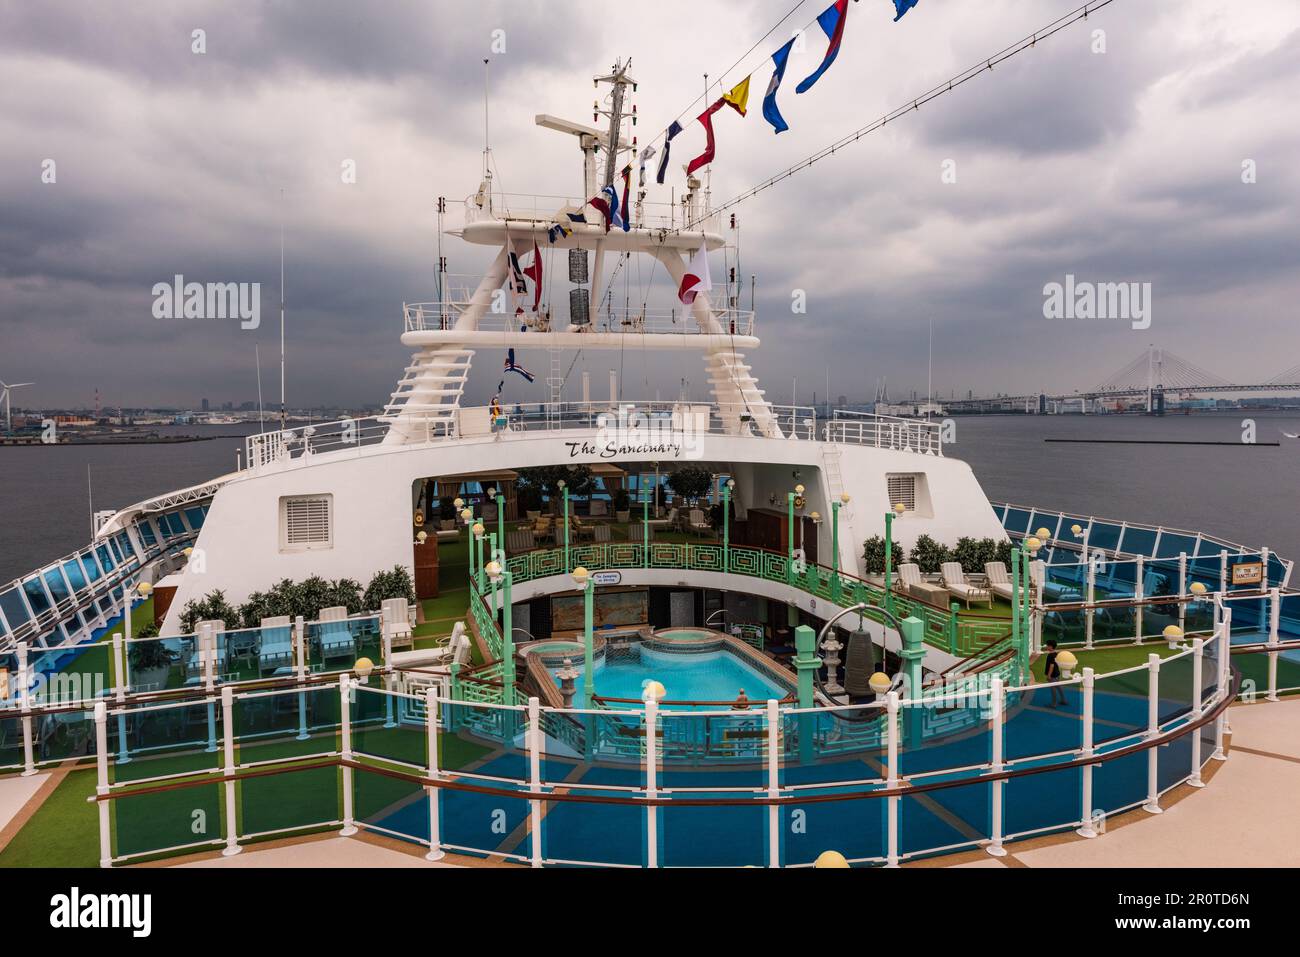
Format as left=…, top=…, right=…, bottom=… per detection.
left=551, top=641, right=792, bottom=707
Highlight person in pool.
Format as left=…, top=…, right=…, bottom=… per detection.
left=1043, top=639, right=1068, bottom=707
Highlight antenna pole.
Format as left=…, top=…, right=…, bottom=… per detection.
left=483, top=59, right=491, bottom=176
left=87, top=464, right=93, bottom=538
left=279, top=188, right=286, bottom=431
left=256, top=344, right=266, bottom=431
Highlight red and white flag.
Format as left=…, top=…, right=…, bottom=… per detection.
left=678, top=244, right=712, bottom=305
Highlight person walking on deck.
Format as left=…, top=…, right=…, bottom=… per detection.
left=1044, top=639, right=1068, bottom=708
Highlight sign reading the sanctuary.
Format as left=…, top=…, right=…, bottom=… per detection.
left=1231, top=561, right=1264, bottom=586
left=563, top=406, right=705, bottom=461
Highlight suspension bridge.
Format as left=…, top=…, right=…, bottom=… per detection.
left=944, top=347, right=1300, bottom=414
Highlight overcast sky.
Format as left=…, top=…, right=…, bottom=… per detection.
left=2, top=0, right=1298, bottom=410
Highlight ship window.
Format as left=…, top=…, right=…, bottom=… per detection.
left=886, top=475, right=917, bottom=511
left=0, top=588, right=30, bottom=627
left=281, top=495, right=333, bottom=551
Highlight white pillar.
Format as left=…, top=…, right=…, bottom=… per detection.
left=986, top=678, right=1007, bottom=857
left=1134, top=555, right=1145, bottom=641
left=1177, top=553, right=1187, bottom=633
left=645, top=698, right=659, bottom=868
left=94, top=701, right=112, bottom=867
left=18, top=641, right=36, bottom=776
left=1219, top=549, right=1229, bottom=595
left=220, top=685, right=242, bottom=856
left=1213, top=610, right=1230, bottom=760
left=1085, top=560, right=1096, bottom=649
left=424, top=687, right=445, bottom=861
left=1188, top=640, right=1206, bottom=788
left=766, top=699, right=781, bottom=868
left=1076, top=668, right=1099, bottom=836
left=528, top=696, right=543, bottom=868
left=609, top=371, right=618, bottom=405
left=885, top=691, right=900, bottom=868
left=340, top=677, right=357, bottom=836
left=1143, top=653, right=1163, bottom=814
left=1267, top=587, right=1280, bottom=702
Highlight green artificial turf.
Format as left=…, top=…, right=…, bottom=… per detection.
left=0, top=768, right=99, bottom=868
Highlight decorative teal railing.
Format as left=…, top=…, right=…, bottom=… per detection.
left=502, top=542, right=1011, bottom=659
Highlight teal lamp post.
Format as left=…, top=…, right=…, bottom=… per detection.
left=831, top=493, right=849, bottom=602
left=641, top=481, right=650, bottom=568
left=488, top=485, right=505, bottom=546
left=571, top=566, right=595, bottom=706
left=485, top=560, right=515, bottom=706
left=559, top=478, right=570, bottom=573
left=786, top=483, right=804, bottom=585
left=722, top=478, right=735, bottom=572
left=472, top=520, right=486, bottom=591
left=884, top=502, right=904, bottom=617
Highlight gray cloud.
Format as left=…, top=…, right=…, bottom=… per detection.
left=1, top=0, right=1298, bottom=411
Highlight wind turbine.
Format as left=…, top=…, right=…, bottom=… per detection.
left=0, top=379, right=34, bottom=434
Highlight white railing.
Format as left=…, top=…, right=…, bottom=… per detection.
left=463, top=191, right=724, bottom=235
left=244, top=417, right=391, bottom=468
left=825, top=410, right=944, bottom=456
left=404, top=302, right=755, bottom=337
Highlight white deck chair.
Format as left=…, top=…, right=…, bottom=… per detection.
left=257, top=615, right=294, bottom=673
left=985, top=562, right=1014, bottom=602
left=589, top=499, right=608, bottom=518
left=647, top=507, right=678, bottom=530
left=317, top=605, right=355, bottom=661
left=688, top=508, right=712, bottom=536
left=941, top=562, right=989, bottom=608
left=897, top=563, right=924, bottom=592
left=382, top=597, right=414, bottom=650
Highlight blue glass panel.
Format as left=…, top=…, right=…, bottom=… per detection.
left=1155, top=532, right=1197, bottom=559
left=0, top=589, right=29, bottom=628
left=108, top=539, right=123, bottom=564
left=116, top=532, right=134, bottom=559
left=1027, top=511, right=1061, bottom=540
left=43, top=568, right=70, bottom=604
left=62, top=560, right=87, bottom=594
left=1088, top=522, right=1122, bottom=552
left=184, top=507, right=206, bottom=530
left=81, top=550, right=101, bottom=583
left=1004, top=508, right=1032, bottom=535
left=96, top=544, right=114, bottom=571
left=137, top=520, right=157, bottom=547
left=166, top=513, right=186, bottom=536
left=1120, top=526, right=1157, bottom=557
left=22, top=578, right=50, bottom=615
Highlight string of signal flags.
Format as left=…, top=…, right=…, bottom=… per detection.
left=573, top=0, right=918, bottom=235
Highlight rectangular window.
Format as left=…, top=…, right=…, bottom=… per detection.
left=886, top=475, right=917, bottom=511
left=281, top=495, right=333, bottom=551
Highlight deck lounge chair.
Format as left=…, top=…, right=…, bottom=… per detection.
left=897, top=563, right=924, bottom=592
left=317, top=606, right=355, bottom=661
left=589, top=499, right=608, bottom=518
left=506, top=527, right=537, bottom=554
left=382, top=597, right=414, bottom=651
left=688, top=508, right=712, bottom=536
left=985, top=562, right=1015, bottom=602
left=629, top=523, right=653, bottom=544
left=941, top=563, right=992, bottom=609
left=187, top=619, right=229, bottom=679
left=647, top=507, right=679, bottom=530
left=258, top=615, right=295, bottom=673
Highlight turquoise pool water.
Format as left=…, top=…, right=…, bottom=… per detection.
left=552, top=643, right=791, bottom=707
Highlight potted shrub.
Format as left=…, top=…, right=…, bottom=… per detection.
left=909, top=534, right=950, bottom=574
left=862, top=535, right=904, bottom=576
left=128, top=623, right=172, bottom=689
left=665, top=466, right=713, bottom=505
left=613, top=487, right=631, bottom=523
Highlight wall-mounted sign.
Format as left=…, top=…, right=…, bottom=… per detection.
left=1231, top=561, right=1263, bottom=586
left=592, top=570, right=622, bottom=586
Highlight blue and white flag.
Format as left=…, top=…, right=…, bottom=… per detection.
left=763, top=37, right=796, bottom=134
left=504, top=348, right=534, bottom=383
left=893, top=0, right=921, bottom=22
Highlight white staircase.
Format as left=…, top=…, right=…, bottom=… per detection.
left=705, top=349, right=780, bottom=438
left=382, top=345, right=474, bottom=444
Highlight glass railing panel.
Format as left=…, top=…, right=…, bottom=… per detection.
left=111, top=781, right=224, bottom=862
left=355, top=766, right=429, bottom=847
left=1091, top=666, right=1150, bottom=747
left=1005, top=764, right=1082, bottom=839
left=234, top=684, right=340, bottom=762
left=110, top=698, right=222, bottom=782
left=1120, top=526, right=1157, bottom=557
left=1088, top=522, right=1123, bottom=553
left=901, top=778, right=990, bottom=859
left=1003, top=508, right=1032, bottom=536
left=1155, top=651, right=1196, bottom=727
left=125, top=634, right=198, bottom=693
left=238, top=762, right=340, bottom=840
left=1155, top=532, right=1197, bottom=560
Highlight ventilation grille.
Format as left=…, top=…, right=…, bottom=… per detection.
left=282, top=496, right=332, bottom=549
left=886, top=475, right=917, bottom=511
